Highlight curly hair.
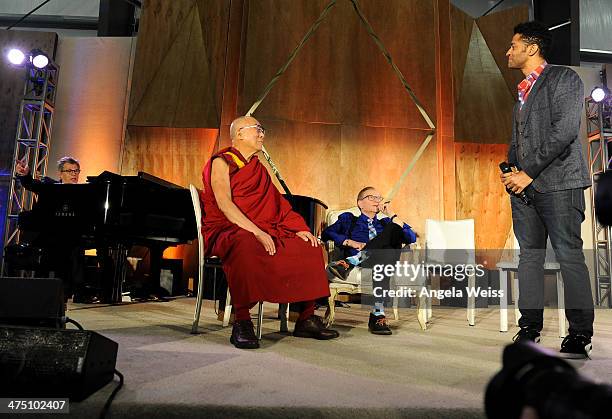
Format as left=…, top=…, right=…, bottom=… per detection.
left=513, top=21, right=552, bottom=59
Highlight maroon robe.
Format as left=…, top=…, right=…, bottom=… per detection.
left=201, top=147, right=329, bottom=306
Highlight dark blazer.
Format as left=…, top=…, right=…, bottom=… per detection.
left=18, top=173, right=59, bottom=193
left=508, top=65, right=591, bottom=192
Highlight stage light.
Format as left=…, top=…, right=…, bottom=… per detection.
left=31, top=51, right=49, bottom=69
left=592, top=87, right=607, bottom=103
left=7, top=48, right=25, bottom=65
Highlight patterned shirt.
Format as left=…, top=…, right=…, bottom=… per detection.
left=517, top=61, right=548, bottom=109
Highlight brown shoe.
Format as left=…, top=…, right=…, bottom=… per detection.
left=293, top=315, right=339, bottom=340
left=230, top=320, right=259, bottom=349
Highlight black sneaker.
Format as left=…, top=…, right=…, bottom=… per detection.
left=560, top=333, right=592, bottom=359
left=512, top=327, right=541, bottom=344
left=327, top=260, right=353, bottom=281
left=368, top=313, right=392, bottom=335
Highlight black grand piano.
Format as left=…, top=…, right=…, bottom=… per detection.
left=17, top=171, right=197, bottom=303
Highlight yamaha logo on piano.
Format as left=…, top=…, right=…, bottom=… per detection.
left=55, top=203, right=76, bottom=217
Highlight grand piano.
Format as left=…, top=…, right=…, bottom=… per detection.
left=17, top=171, right=197, bottom=303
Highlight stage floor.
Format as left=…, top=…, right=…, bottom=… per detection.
left=64, top=298, right=612, bottom=418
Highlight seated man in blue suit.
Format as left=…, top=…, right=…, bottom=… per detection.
left=322, top=186, right=417, bottom=335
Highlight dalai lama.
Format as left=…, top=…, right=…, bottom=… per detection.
left=202, top=116, right=339, bottom=349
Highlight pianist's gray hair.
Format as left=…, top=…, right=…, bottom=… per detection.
left=57, top=156, right=80, bottom=171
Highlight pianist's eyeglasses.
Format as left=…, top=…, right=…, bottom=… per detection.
left=238, top=124, right=266, bottom=136
left=61, top=169, right=81, bottom=174
left=360, top=195, right=384, bottom=202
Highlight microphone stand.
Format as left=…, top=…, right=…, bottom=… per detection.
left=261, top=145, right=293, bottom=198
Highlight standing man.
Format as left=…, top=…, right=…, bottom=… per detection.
left=501, top=21, right=594, bottom=357
left=202, top=116, right=339, bottom=349
left=15, top=156, right=87, bottom=302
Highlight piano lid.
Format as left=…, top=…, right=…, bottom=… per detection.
left=87, top=171, right=183, bottom=190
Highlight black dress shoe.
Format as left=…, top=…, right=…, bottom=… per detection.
left=368, top=313, right=392, bottom=335
left=230, top=320, right=260, bottom=349
left=293, top=315, right=339, bottom=340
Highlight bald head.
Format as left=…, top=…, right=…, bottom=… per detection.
left=230, top=116, right=260, bottom=141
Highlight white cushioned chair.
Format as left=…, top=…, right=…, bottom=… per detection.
left=424, top=219, right=476, bottom=327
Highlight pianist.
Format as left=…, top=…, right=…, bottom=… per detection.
left=16, top=155, right=81, bottom=187
left=202, top=116, right=339, bottom=349
left=15, top=155, right=89, bottom=303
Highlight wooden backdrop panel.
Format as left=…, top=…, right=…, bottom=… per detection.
left=477, top=5, right=529, bottom=100
left=454, top=24, right=515, bottom=144
left=128, top=0, right=230, bottom=127
left=176, top=0, right=232, bottom=126
left=257, top=119, right=439, bottom=237
left=338, top=125, right=439, bottom=237
left=449, top=5, right=473, bottom=107
left=455, top=142, right=512, bottom=253
left=345, top=0, right=436, bottom=128
left=122, top=126, right=218, bottom=187
left=254, top=119, right=342, bottom=201
left=239, top=0, right=342, bottom=123
left=240, top=0, right=435, bottom=130
left=128, top=0, right=194, bottom=123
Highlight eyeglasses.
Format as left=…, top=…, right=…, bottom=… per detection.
left=238, top=124, right=266, bottom=136
left=360, top=195, right=383, bottom=202
left=61, top=169, right=80, bottom=174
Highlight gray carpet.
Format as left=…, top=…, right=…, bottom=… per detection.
left=58, top=298, right=612, bottom=418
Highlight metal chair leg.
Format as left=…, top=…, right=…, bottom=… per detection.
left=467, top=273, right=476, bottom=326
left=499, top=269, right=508, bottom=332
left=222, top=288, right=232, bottom=327
left=392, top=295, right=399, bottom=321
left=256, top=301, right=264, bottom=340
left=279, top=303, right=289, bottom=333
left=513, top=274, right=521, bottom=326
left=426, top=284, right=433, bottom=320
left=191, top=253, right=204, bottom=334
left=417, top=293, right=427, bottom=330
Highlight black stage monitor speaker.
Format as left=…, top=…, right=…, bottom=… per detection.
left=0, top=277, right=64, bottom=328
left=0, top=326, right=118, bottom=401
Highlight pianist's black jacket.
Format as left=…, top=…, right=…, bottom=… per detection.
left=18, top=173, right=59, bottom=192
